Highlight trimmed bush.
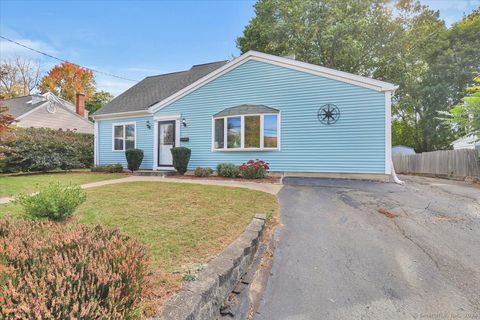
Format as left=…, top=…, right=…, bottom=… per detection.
left=217, top=163, right=240, bottom=178
left=91, top=163, right=124, bottom=173
left=16, top=183, right=86, bottom=221
left=239, top=159, right=270, bottom=179
left=194, top=167, right=213, bottom=177
left=0, top=219, right=148, bottom=319
left=0, top=127, right=93, bottom=173
left=170, top=147, right=191, bottom=175
left=125, top=148, right=144, bottom=172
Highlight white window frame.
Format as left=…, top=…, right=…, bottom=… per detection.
left=112, top=122, right=136, bottom=152
left=211, top=113, right=281, bottom=152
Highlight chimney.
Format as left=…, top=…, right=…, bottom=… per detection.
left=75, top=93, right=85, bottom=117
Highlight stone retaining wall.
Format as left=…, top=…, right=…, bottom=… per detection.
left=155, top=214, right=267, bottom=320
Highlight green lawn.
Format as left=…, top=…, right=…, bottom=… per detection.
left=0, top=181, right=279, bottom=305
left=0, top=172, right=127, bottom=197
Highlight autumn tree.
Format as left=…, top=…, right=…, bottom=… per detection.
left=0, top=105, right=16, bottom=159
left=40, top=62, right=95, bottom=104
left=0, top=57, right=40, bottom=99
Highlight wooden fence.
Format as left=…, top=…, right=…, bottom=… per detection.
left=393, top=149, right=480, bottom=179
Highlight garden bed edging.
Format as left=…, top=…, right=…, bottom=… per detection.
left=154, top=214, right=267, bottom=320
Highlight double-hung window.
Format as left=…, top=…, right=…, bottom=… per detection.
left=213, top=105, right=280, bottom=151
left=113, top=123, right=136, bottom=151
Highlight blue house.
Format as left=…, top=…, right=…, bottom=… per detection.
left=93, top=51, right=397, bottom=178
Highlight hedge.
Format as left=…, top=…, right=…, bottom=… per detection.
left=0, top=127, right=93, bottom=173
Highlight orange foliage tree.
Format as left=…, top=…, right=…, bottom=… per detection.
left=40, top=62, right=95, bottom=103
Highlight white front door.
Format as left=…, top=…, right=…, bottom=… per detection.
left=158, top=121, right=175, bottom=167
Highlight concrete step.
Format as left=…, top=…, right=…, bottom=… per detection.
left=132, top=170, right=176, bottom=177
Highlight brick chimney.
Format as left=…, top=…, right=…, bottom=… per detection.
left=75, top=93, right=85, bottom=117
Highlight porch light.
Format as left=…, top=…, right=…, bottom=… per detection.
left=182, top=117, right=187, bottom=127
left=146, top=120, right=152, bottom=129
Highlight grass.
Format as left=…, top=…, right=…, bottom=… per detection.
left=0, top=181, right=279, bottom=308
left=0, top=172, right=127, bottom=197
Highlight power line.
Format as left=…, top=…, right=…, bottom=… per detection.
left=0, top=35, right=139, bottom=82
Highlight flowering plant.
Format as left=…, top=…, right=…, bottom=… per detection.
left=239, top=159, right=270, bottom=179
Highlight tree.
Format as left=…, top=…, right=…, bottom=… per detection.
left=40, top=62, right=95, bottom=104
left=441, top=77, right=480, bottom=139
left=85, top=91, right=114, bottom=115
left=0, top=104, right=16, bottom=160
left=0, top=57, right=40, bottom=99
left=238, top=0, right=480, bottom=152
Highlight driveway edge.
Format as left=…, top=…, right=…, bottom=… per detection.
left=154, top=214, right=267, bottom=320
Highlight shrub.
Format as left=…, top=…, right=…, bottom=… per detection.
left=125, top=148, right=144, bottom=172
left=0, top=127, right=93, bottom=173
left=170, top=147, right=191, bottom=175
left=194, top=167, right=213, bottom=177
left=91, top=163, right=124, bottom=173
left=0, top=219, right=148, bottom=319
left=239, top=159, right=270, bottom=179
left=16, top=183, right=86, bottom=221
left=217, top=163, right=240, bottom=178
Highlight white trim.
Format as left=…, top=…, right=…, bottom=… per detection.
left=153, top=115, right=181, bottom=170
left=385, top=91, right=392, bottom=174
left=94, top=121, right=99, bottom=166
left=212, top=112, right=280, bottom=152
left=111, top=122, right=137, bottom=152
left=153, top=114, right=181, bottom=121
left=148, top=50, right=398, bottom=114
left=93, top=110, right=150, bottom=120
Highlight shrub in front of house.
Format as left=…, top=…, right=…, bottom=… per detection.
left=16, top=183, right=86, bottom=221
left=125, top=148, right=144, bottom=172
left=0, top=218, right=148, bottom=319
left=171, top=147, right=191, bottom=175
left=217, top=163, right=240, bottom=178
left=194, top=167, right=213, bottom=177
left=91, top=163, right=124, bottom=173
left=0, top=127, right=93, bottom=173
left=239, top=159, right=270, bottom=179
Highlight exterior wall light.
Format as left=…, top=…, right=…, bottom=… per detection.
left=182, top=117, right=187, bottom=127
left=146, top=120, right=152, bottom=129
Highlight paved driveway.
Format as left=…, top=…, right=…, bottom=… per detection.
left=255, top=176, right=480, bottom=320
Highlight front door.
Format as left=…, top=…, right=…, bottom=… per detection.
left=158, top=121, right=175, bottom=167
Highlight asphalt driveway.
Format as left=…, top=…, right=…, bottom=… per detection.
left=255, top=176, right=480, bottom=320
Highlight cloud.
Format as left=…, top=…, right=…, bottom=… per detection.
left=95, top=75, right=135, bottom=97
left=0, top=37, right=58, bottom=60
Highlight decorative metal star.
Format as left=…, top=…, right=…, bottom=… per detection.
left=317, top=104, right=340, bottom=125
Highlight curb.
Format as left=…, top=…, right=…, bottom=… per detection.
left=154, top=214, right=267, bottom=320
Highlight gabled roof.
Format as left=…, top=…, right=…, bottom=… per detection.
left=1, top=95, right=46, bottom=118
left=93, top=61, right=228, bottom=116
left=93, top=51, right=398, bottom=119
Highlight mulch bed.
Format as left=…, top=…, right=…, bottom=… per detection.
left=165, top=175, right=281, bottom=184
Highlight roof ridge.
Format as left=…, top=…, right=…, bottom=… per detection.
left=190, top=60, right=229, bottom=68
left=0, top=94, right=33, bottom=101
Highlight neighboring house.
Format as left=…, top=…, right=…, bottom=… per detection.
left=392, top=145, right=416, bottom=156
left=93, top=51, right=397, bottom=177
left=451, top=135, right=480, bottom=151
left=1, top=92, right=93, bottom=133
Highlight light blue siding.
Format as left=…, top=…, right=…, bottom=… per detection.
left=97, top=116, right=154, bottom=169
left=155, top=60, right=386, bottom=173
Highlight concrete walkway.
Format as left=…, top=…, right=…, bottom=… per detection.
left=0, top=176, right=282, bottom=205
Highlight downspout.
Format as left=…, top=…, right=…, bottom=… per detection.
left=391, top=158, right=404, bottom=185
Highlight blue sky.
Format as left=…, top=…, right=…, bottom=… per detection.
left=1, top=0, right=478, bottom=96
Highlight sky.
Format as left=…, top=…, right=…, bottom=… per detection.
left=1, top=0, right=479, bottom=96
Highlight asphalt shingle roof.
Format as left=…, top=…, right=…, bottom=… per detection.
left=94, top=61, right=228, bottom=116
left=0, top=95, right=46, bottom=118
